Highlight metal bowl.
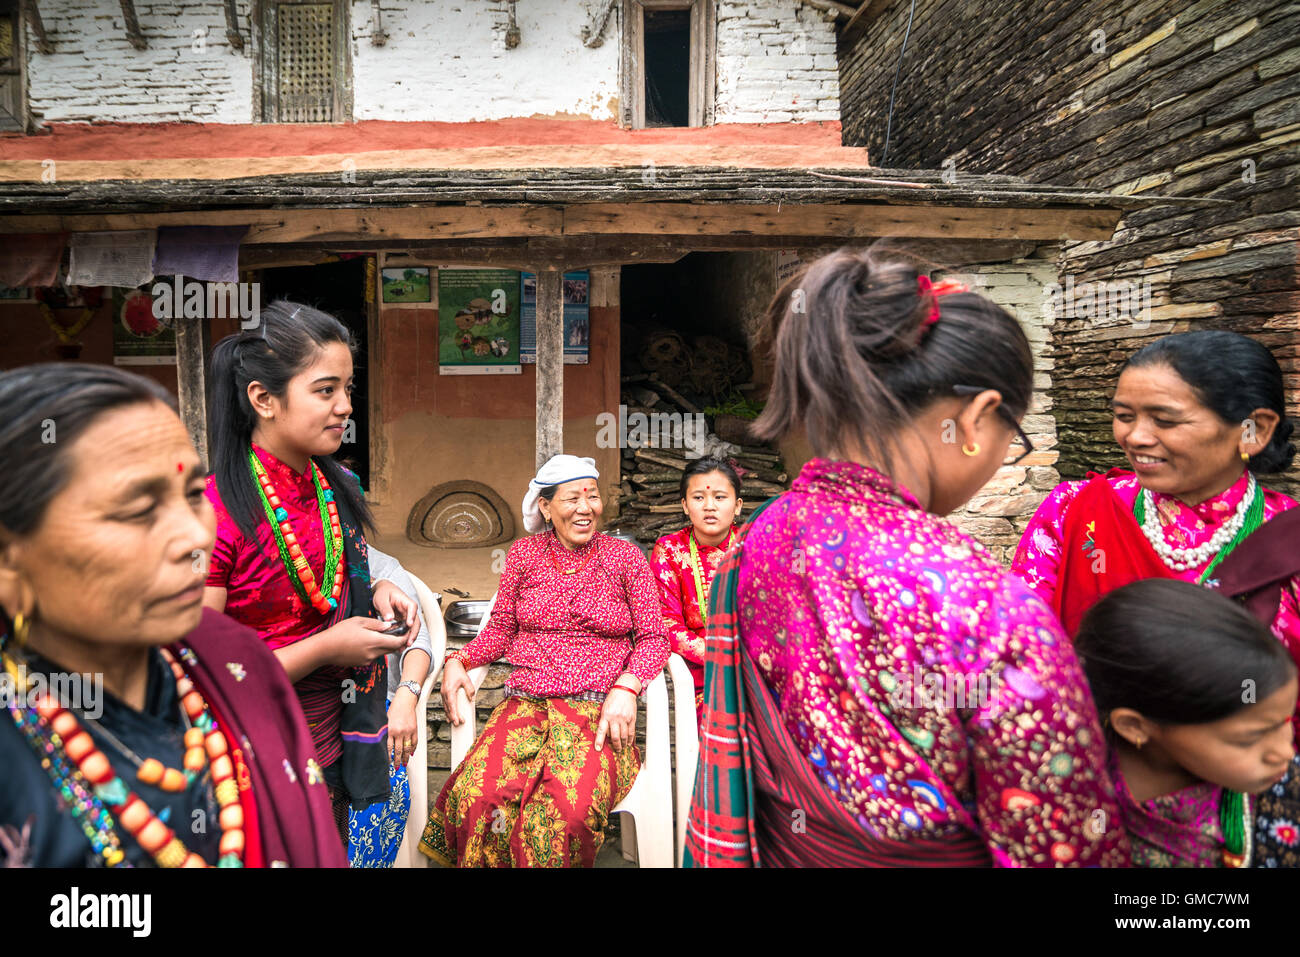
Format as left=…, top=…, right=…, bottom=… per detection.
left=445, top=599, right=492, bottom=638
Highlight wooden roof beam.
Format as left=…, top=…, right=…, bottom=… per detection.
left=0, top=201, right=1124, bottom=243
left=842, top=0, right=893, bottom=38
left=119, top=0, right=147, bottom=50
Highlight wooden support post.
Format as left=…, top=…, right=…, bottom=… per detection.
left=24, top=0, right=52, bottom=55
left=119, top=0, right=147, bottom=49
left=175, top=314, right=211, bottom=468
left=534, top=268, right=564, bottom=470
left=224, top=0, right=244, bottom=50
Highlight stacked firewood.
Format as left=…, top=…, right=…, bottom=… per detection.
left=614, top=373, right=792, bottom=545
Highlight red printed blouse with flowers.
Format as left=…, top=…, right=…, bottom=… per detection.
left=457, top=532, right=670, bottom=699
left=204, top=443, right=336, bottom=651
left=650, top=524, right=739, bottom=691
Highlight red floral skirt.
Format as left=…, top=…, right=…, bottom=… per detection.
left=420, top=696, right=639, bottom=867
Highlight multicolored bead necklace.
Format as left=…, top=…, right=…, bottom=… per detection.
left=248, top=446, right=344, bottom=614
left=2, top=647, right=247, bottom=867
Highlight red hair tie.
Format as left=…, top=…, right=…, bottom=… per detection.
left=918, top=275, right=969, bottom=329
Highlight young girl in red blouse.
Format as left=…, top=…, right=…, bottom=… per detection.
left=650, top=458, right=744, bottom=714
left=200, top=300, right=421, bottom=855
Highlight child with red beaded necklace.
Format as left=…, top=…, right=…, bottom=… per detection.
left=650, top=457, right=744, bottom=715
left=202, top=300, right=424, bottom=857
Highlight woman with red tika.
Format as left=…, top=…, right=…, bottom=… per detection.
left=0, top=364, right=342, bottom=868
left=650, top=457, right=743, bottom=716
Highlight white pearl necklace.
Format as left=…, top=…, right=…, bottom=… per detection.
left=1139, top=473, right=1256, bottom=572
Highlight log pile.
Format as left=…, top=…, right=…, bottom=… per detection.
left=613, top=372, right=792, bottom=545
left=633, top=328, right=751, bottom=397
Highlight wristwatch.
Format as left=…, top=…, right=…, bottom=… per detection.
left=396, top=680, right=421, bottom=698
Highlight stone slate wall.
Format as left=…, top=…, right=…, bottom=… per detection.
left=840, top=0, right=1300, bottom=497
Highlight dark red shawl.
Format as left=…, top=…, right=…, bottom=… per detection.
left=170, top=608, right=347, bottom=867
left=1212, top=506, right=1300, bottom=625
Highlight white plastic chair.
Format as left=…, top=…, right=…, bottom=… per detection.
left=393, top=574, right=446, bottom=868
left=665, top=653, right=700, bottom=868
left=447, top=594, right=689, bottom=867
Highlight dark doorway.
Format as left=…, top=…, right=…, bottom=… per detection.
left=644, top=8, right=690, bottom=128
left=258, top=258, right=371, bottom=489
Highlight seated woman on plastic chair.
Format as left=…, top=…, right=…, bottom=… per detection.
left=420, top=454, right=670, bottom=867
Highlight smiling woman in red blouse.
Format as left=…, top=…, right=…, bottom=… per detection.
left=420, top=454, right=670, bottom=867
left=650, top=457, right=744, bottom=716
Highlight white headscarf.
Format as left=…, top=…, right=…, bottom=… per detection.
left=522, top=454, right=600, bottom=534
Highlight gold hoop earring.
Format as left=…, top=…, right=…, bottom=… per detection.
left=961, top=443, right=980, bottom=457
left=11, top=612, right=28, bottom=647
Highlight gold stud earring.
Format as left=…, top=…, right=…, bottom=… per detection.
left=1241, top=450, right=1250, bottom=462
left=11, top=612, right=28, bottom=647
left=962, top=443, right=980, bottom=457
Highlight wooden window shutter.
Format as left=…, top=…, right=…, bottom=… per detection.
left=260, top=0, right=351, bottom=123
left=0, top=1, right=25, bottom=132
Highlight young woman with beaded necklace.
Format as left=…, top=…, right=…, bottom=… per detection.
left=201, top=300, right=421, bottom=857
left=1013, top=329, right=1299, bottom=866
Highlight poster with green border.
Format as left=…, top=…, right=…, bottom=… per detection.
left=112, top=285, right=177, bottom=366
left=437, top=268, right=521, bottom=375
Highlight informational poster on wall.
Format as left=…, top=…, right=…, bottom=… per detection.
left=437, top=268, right=522, bottom=375
left=776, top=250, right=803, bottom=287
left=112, top=284, right=177, bottom=365
left=519, top=271, right=590, bottom=365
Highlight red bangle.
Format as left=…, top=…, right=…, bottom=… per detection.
left=445, top=650, right=469, bottom=667
left=611, top=684, right=639, bottom=698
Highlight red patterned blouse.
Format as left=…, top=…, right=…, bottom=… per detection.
left=649, top=523, right=739, bottom=689
left=204, top=443, right=334, bottom=651
left=458, top=531, right=671, bottom=699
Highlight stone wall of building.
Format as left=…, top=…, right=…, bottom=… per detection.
left=714, top=0, right=841, bottom=123
left=840, top=0, right=1300, bottom=498
left=24, top=0, right=254, bottom=123
left=941, top=254, right=1065, bottom=565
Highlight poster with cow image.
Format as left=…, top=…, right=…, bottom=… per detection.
left=381, top=266, right=432, bottom=303
left=112, top=284, right=177, bottom=365
left=437, top=268, right=521, bottom=375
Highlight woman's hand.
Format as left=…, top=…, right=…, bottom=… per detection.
left=441, top=658, right=476, bottom=727
left=323, top=616, right=408, bottom=668
left=388, top=688, right=419, bottom=767
left=371, top=578, right=420, bottom=644
left=595, top=677, right=641, bottom=753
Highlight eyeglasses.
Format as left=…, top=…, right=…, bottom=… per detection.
left=952, top=384, right=1034, bottom=466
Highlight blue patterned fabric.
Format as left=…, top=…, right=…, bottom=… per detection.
left=347, top=699, right=411, bottom=868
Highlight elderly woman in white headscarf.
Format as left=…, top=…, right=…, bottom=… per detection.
left=420, top=454, right=670, bottom=868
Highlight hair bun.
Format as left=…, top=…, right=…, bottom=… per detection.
left=1252, top=417, right=1296, bottom=474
